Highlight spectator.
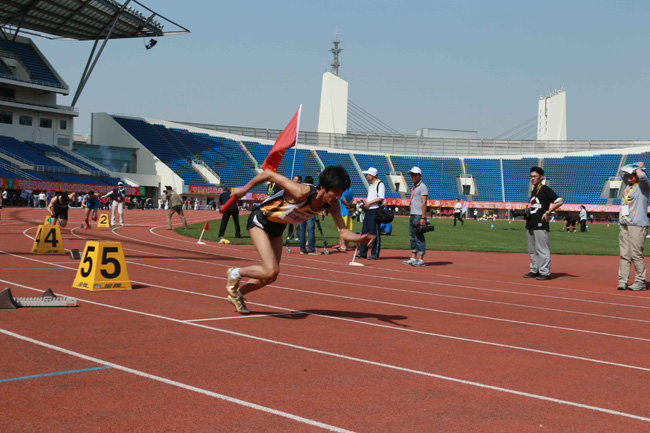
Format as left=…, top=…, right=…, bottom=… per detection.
left=579, top=205, right=587, bottom=232
left=523, top=167, right=563, bottom=280
left=453, top=198, right=464, bottom=226
left=355, top=167, right=385, bottom=260
left=402, top=167, right=428, bottom=267
left=618, top=162, right=650, bottom=291
left=163, top=186, right=188, bottom=230
left=297, top=176, right=320, bottom=255
left=334, top=186, right=354, bottom=251
left=218, top=187, right=241, bottom=239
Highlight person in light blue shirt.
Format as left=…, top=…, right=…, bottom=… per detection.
left=335, top=187, right=354, bottom=251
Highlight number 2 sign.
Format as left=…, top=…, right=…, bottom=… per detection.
left=73, top=241, right=132, bottom=291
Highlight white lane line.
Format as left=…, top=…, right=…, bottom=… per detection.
left=1, top=296, right=650, bottom=424
left=3, top=277, right=650, bottom=376
left=80, top=225, right=650, bottom=312
left=0, top=328, right=355, bottom=433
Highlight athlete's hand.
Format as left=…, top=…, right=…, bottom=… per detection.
left=231, top=187, right=245, bottom=199
left=358, top=233, right=376, bottom=246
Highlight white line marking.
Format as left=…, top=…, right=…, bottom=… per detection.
left=1, top=299, right=649, bottom=423
left=0, top=328, right=355, bottom=433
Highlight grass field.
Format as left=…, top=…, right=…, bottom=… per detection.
left=179, top=214, right=630, bottom=256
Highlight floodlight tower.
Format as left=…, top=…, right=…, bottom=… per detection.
left=330, top=34, right=342, bottom=76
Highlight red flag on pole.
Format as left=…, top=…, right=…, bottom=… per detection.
left=221, top=106, right=302, bottom=213
left=261, top=105, right=302, bottom=171
left=203, top=221, right=210, bottom=231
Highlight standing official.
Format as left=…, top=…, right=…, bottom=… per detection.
left=402, top=167, right=428, bottom=267
left=355, top=167, right=385, bottom=260
left=618, top=162, right=650, bottom=291
left=103, top=181, right=127, bottom=226
left=523, top=167, right=563, bottom=280
left=218, top=187, right=241, bottom=239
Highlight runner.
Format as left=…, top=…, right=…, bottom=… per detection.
left=81, top=190, right=99, bottom=229
left=225, top=165, right=375, bottom=314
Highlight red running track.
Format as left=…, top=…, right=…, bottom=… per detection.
left=1, top=207, right=650, bottom=432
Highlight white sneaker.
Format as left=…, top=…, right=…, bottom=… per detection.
left=402, top=258, right=415, bottom=265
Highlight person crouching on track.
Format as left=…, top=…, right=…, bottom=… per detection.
left=225, top=165, right=375, bottom=314
left=47, top=192, right=76, bottom=227
left=81, top=190, right=99, bottom=229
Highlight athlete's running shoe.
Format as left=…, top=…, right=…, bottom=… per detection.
left=227, top=295, right=251, bottom=314
left=226, top=267, right=240, bottom=298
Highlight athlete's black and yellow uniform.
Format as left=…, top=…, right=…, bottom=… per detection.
left=248, top=185, right=329, bottom=238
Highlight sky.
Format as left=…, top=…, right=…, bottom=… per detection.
left=29, top=0, right=650, bottom=140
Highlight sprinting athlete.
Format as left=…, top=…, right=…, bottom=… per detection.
left=225, top=165, right=374, bottom=314
left=47, top=192, right=76, bottom=227
left=81, top=190, right=99, bottom=229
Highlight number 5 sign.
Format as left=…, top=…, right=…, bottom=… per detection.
left=73, top=241, right=132, bottom=291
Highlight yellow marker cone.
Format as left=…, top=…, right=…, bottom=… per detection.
left=32, top=224, right=65, bottom=255
left=97, top=214, right=111, bottom=228
left=73, top=241, right=132, bottom=291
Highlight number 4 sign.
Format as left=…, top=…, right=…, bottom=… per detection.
left=31, top=224, right=65, bottom=254
left=73, top=241, right=132, bottom=291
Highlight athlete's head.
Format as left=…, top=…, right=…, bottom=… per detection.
left=88, top=190, right=95, bottom=197
left=59, top=194, right=70, bottom=205
left=318, top=165, right=350, bottom=192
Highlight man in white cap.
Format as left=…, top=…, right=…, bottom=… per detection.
left=102, top=181, right=127, bottom=226
left=618, top=161, right=650, bottom=291
left=356, top=167, right=385, bottom=260
left=402, top=167, right=428, bottom=267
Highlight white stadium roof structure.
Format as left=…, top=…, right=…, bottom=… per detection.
left=0, top=0, right=189, bottom=104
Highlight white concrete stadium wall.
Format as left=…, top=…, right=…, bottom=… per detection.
left=318, top=71, right=348, bottom=134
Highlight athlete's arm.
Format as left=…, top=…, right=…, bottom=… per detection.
left=232, top=169, right=310, bottom=202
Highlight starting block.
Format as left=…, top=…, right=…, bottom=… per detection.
left=0, top=288, right=77, bottom=309
left=73, top=241, right=131, bottom=291
left=97, top=214, right=110, bottom=228
left=70, top=249, right=81, bottom=260
left=44, top=216, right=53, bottom=225
left=32, top=224, right=65, bottom=255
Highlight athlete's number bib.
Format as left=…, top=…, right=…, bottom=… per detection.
left=280, top=207, right=314, bottom=224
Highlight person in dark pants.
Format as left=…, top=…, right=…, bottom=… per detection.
left=355, top=167, right=385, bottom=260
left=218, top=187, right=241, bottom=238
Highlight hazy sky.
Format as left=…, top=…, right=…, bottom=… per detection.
left=32, top=0, right=650, bottom=140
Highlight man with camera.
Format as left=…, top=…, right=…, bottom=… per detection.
left=355, top=167, right=385, bottom=260
left=523, top=166, right=563, bottom=280
left=402, top=167, right=429, bottom=267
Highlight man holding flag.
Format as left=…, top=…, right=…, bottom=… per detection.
left=221, top=106, right=374, bottom=314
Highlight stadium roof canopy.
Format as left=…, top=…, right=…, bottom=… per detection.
left=0, top=0, right=189, bottom=105
left=0, top=0, right=189, bottom=41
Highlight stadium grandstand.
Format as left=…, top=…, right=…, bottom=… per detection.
left=1, top=0, right=650, bottom=217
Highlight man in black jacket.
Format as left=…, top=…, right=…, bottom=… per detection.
left=218, top=187, right=241, bottom=239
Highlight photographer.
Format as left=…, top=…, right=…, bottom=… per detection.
left=402, top=167, right=429, bottom=267
left=355, top=167, right=385, bottom=260
left=523, top=167, right=563, bottom=280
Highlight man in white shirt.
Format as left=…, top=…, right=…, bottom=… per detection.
left=355, top=167, right=385, bottom=260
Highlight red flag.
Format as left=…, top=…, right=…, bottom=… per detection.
left=261, top=105, right=302, bottom=171
left=203, top=221, right=210, bottom=231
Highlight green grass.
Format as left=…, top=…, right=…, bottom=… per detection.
left=178, top=215, right=627, bottom=256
